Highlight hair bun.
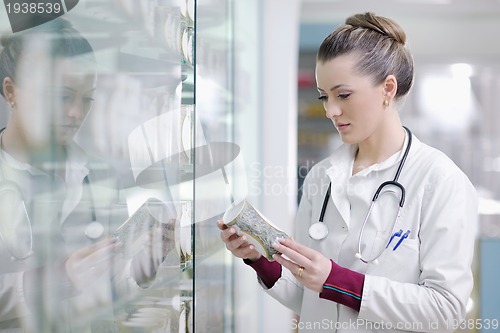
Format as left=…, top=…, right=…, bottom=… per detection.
left=346, top=12, right=407, bottom=45
left=1, top=18, right=73, bottom=49
left=0, top=34, right=15, bottom=49
left=36, top=17, right=74, bottom=32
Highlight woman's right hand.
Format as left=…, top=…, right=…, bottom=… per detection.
left=65, top=237, right=122, bottom=291
left=217, top=219, right=261, bottom=262
left=23, top=237, right=122, bottom=309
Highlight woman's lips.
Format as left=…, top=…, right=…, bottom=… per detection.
left=60, top=124, right=80, bottom=129
left=60, top=124, right=80, bottom=135
left=336, top=123, right=350, bottom=131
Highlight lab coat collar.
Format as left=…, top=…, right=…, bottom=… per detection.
left=325, top=144, right=353, bottom=227
left=351, top=129, right=412, bottom=177
left=325, top=129, right=415, bottom=227
left=0, top=141, right=90, bottom=211
left=0, top=139, right=89, bottom=181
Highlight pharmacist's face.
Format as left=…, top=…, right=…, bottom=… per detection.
left=14, top=57, right=96, bottom=147
left=315, top=54, right=387, bottom=144
left=52, top=58, right=96, bottom=145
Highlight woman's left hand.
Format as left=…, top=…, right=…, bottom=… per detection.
left=272, top=238, right=332, bottom=293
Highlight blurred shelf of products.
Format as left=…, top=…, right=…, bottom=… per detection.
left=297, top=51, right=341, bottom=202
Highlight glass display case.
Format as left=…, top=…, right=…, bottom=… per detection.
left=0, top=0, right=236, bottom=332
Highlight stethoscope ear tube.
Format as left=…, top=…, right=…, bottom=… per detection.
left=319, top=183, right=331, bottom=223
left=82, top=175, right=104, bottom=240
left=308, top=183, right=331, bottom=240
left=372, top=181, right=405, bottom=207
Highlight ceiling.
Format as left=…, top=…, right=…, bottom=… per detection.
left=299, top=0, right=500, bottom=61
left=300, top=0, right=500, bottom=20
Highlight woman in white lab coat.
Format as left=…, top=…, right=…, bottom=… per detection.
left=219, top=12, right=477, bottom=332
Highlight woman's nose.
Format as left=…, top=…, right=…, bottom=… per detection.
left=324, top=101, right=342, bottom=119
left=67, top=103, right=85, bottom=120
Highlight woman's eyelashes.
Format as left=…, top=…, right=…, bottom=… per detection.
left=337, top=92, right=351, bottom=100
left=317, top=92, right=351, bottom=101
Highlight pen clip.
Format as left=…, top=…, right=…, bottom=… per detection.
left=393, top=230, right=410, bottom=251
left=386, top=229, right=403, bottom=248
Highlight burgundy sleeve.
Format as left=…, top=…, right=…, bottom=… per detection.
left=319, top=259, right=365, bottom=312
left=243, top=257, right=282, bottom=289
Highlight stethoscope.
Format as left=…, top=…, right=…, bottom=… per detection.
left=308, top=126, right=412, bottom=264
left=0, top=129, right=103, bottom=260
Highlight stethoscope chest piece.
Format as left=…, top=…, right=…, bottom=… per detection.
left=309, top=222, right=329, bottom=240
left=85, top=221, right=104, bottom=240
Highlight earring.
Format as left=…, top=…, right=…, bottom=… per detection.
left=10, top=101, right=15, bottom=108
left=383, top=100, right=389, bottom=107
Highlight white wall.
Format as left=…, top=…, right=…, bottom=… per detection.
left=233, top=0, right=301, bottom=332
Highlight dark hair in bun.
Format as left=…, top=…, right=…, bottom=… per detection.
left=317, top=12, right=414, bottom=99
left=0, top=18, right=95, bottom=98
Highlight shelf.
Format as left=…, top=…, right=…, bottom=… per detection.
left=298, top=115, right=335, bottom=133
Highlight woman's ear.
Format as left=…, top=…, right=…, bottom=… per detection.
left=383, top=74, right=398, bottom=101
left=2, top=77, right=16, bottom=106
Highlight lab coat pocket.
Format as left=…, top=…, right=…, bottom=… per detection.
left=367, top=232, right=420, bottom=282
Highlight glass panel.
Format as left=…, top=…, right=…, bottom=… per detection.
left=194, top=0, right=236, bottom=332
left=0, top=0, right=196, bottom=332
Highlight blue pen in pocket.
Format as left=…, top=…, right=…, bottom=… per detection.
left=393, top=230, right=410, bottom=251
left=386, top=229, right=403, bottom=248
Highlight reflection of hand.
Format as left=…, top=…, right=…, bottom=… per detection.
left=217, top=219, right=261, bottom=262
left=130, top=223, right=174, bottom=288
left=23, top=237, right=121, bottom=310
left=272, top=238, right=331, bottom=293
left=65, top=237, right=122, bottom=292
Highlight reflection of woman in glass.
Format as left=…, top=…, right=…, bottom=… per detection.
left=1, top=21, right=97, bottom=149
left=0, top=19, right=162, bottom=331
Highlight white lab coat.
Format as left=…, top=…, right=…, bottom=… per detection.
left=263, top=132, right=478, bottom=332
left=0, top=143, right=138, bottom=332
